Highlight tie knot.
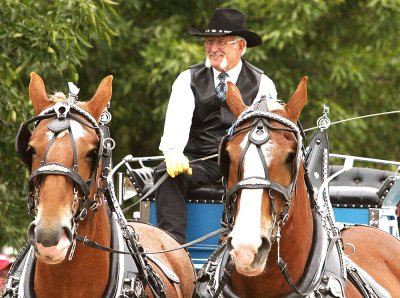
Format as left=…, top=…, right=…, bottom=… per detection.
left=218, top=72, right=228, bottom=82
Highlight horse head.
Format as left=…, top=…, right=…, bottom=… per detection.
left=222, top=78, right=308, bottom=276
left=20, top=72, right=113, bottom=264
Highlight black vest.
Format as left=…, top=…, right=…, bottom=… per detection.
left=184, top=59, right=263, bottom=156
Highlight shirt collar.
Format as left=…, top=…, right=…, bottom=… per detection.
left=213, top=59, right=243, bottom=85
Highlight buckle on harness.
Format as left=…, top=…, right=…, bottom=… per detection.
left=3, top=275, right=20, bottom=297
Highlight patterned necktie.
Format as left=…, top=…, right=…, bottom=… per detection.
left=215, top=72, right=228, bottom=102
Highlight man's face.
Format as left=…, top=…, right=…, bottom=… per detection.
left=204, top=36, right=245, bottom=72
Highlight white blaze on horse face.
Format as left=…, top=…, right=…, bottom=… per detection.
left=230, top=133, right=275, bottom=256
left=45, top=120, right=87, bottom=140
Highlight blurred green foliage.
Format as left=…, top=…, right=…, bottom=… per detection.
left=1, top=0, right=400, bottom=249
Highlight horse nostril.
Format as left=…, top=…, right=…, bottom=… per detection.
left=63, top=226, right=73, bottom=243
left=261, top=237, right=271, bottom=252
left=36, top=224, right=64, bottom=247
left=226, top=237, right=234, bottom=252
left=28, top=221, right=37, bottom=244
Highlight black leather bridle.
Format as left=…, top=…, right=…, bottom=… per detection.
left=16, top=100, right=104, bottom=224
left=218, top=99, right=304, bottom=229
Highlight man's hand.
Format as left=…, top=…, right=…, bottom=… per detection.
left=164, top=149, right=193, bottom=178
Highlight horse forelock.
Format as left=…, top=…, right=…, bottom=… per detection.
left=49, top=92, right=67, bottom=102
left=265, top=99, right=284, bottom=112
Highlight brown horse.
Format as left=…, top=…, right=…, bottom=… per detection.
left=12, top=73, right=195, bottom=298
left=220, top=78, right=400, bottom=297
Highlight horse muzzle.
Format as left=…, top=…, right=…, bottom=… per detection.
left=226, top=236, right=271, bottom=276
left=28, top=221, right=73, bottom=264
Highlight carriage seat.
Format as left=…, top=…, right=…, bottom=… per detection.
left=186, top=184, right=224, bottom=203
left=327, top=165, right=393, bottom=208
left=128, top=165, right=394, bottom=207
left=127, top=167, right=224, bottom=203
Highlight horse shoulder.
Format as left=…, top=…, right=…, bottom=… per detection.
left=128, top=222, right=196, bottom=298
left=341, top=225, right=400, bottom=296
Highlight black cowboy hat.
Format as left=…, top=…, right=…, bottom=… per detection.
left=190, top=8, right=262, bottom=48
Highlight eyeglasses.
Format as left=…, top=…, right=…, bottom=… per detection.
left=203, top=39, right=238, bottom=48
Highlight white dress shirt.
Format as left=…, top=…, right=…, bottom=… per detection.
left=159, top=60, right=278, bottom=153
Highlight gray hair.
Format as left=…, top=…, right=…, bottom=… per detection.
left=235, top=36, right=247, bottom=56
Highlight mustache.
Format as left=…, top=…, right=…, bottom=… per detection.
left=205, top=56, right=211, bottom=68
left=205, top=53, right=228, bottom=69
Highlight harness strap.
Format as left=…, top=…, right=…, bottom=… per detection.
left=68, top=126, right=79, bottom=170
left=41, top=132, right=57, bottom=165
left=29, top=163, right=90, bottom=196
left=147, top=255, right=180, bottom=284
left=257, top=145, right=268, bottom=178
left=212, top=252, right=234, bottom=298
left=226, top=177, right=292, bottom=203
left=345, top=257, right=391, bottom=298
left=237, top=140, right=250, bottom=181
left=75, top=226, right=230, bottom=255
left=276, top=257, right=310, bottom=297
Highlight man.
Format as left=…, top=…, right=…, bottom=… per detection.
left=155, top=8, right=277, bottom=244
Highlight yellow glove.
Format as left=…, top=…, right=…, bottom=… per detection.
left=164, top=149, right=193, bottom=178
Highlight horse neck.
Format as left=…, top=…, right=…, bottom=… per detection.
left=275, top=167, right=313, bottom=272
left=265, top=166, right=314, bottom=289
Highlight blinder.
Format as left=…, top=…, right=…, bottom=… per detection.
left=16, top=113, right=56, bottom=167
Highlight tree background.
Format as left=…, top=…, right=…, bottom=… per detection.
left=1, top=0, right=399, bottom=249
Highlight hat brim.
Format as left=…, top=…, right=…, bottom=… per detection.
left=190, top=28, right=262, bottom=48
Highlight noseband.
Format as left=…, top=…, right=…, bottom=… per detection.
left=16, top=99, right=104, bottom=220
left=219, top=100, right=304, bottom=229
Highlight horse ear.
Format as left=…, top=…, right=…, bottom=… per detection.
left=226, top=81, right=247, bottom=118
left=285, top=76, right=308, bottom=122
left=29, top=72, right=52, bottom=115
left=81, top=75, right=113, bottom=122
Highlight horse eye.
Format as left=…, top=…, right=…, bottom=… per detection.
left=86, top=149, right=98, bottom=160
left=27, top=145, right=36, bottom=156
left=286, top=152, right=296, bottom=164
